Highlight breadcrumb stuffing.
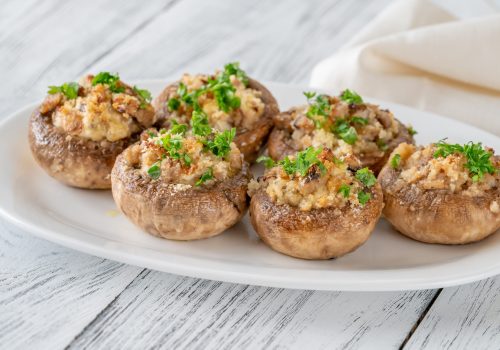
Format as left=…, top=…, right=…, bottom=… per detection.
left=391, top=143, right=499, bottom=195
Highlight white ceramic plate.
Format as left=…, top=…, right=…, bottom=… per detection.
left=0, top=81, right=499, bottom=291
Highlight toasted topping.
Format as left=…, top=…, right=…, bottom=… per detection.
left=389, top=142, right=499, bottom=195
left=128, top=125, right=242, bottom=187
left=283, top=91, right=402, bottom=163
left=251, top=147, right=376, bottom=211
left=166, top=62, right=265, bottom=133
left=42, top=73, right=155, bottom=142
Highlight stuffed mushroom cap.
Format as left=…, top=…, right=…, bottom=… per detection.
left=378, top=141, right=500, bottom=244
left=249, top=147, right=384, bottom=259
left=153, top=62, right=279, bottom=163
left=268, top=90, right=414, bottom=174
left=111, top=126, right=250, bottom=240
left=29, top=73, right=156, bottom=189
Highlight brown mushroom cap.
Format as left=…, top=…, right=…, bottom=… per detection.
left=29, top=109, right=135, bottom=189
left=378, top=162, right=500, bottom=244
left=111, top=151, right=251, bottom=240
left=249, top=183, right=384, bottom=259
left=153, top=78, right=279, bottom=163
left=268, top=113, right=414, bottom=175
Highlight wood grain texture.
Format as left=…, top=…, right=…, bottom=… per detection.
left=68, top=271, right=436, bottom=350
left=0, top=222, right=143, bottom=349
left=404, top=276, right=500, bottom=350
left=1, top=0, right=498, bottom=349
left=0, top=0, right=172, bottom=117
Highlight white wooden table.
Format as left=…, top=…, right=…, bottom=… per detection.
left=1, top=1, right=499, bottom=349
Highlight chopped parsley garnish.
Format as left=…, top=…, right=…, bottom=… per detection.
left=147, top=130, right=156, bottom=138
left=332, top=119, right=358, bottom=145
left=196, top=168, right=213, bottom=186
left=340, top=89, right=363, bottom=104
left=147, top=162, right=161, bottom=179
left=168, top=97, right=180, bottom=111
left=156, top=133, right=191, bottom=166
left=304, top=91, right=331, bottom=128
left=408, top=125, right=417, bottom=136
left=338, top=184, right=351, bottom=198
left=48, top=82, right=79, bottom=99
left=256, top=156, right=276, bottom=168
left=91, top=72, right=124, bottom=93
left=133, top=86, right=152, bottom=109
left=168, top=62, right=249, bottom=116
left=433, top=140, right=496, bottom=182
left=351, top=116, right=369, bottom=125
left=170, top=120, right=188, bottom=135
left=207, top=76, right=241, bottom=113
left=355, top=167, right=377, bottom=188
left=358, top=191, right=371, bottom=205
left=391, top=154, right=401, bottom=169
left=377, top=139, right=389, bottom=151
left=205, top=128, right=236, bottom=158
left=221, top=62, right=249, bottom=86
left=190, top=110, right=212, bottom=137
left=280, top=147, right=326, bottom=177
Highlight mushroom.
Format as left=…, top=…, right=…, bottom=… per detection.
left=29, top=73, right=156, bottom=189
left=378, top=142, right=500, bottom=244
left=249, top=147, right=384, bottom=259
left=153, top=63, right=279, bottom=163
left=111, top=127, right=250, bottom=240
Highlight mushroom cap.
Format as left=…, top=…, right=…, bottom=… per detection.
left=29, top=109, right=134, bottom=189
left=111, top=151, right=251, bottom=240
left=378, top=163, right=500, bottom=244
left=249, top=183, right=384, bottom=259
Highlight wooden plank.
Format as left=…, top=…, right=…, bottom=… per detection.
left=0, top=222, right=143, bottom=349
left=0, top=0, right=173, bottom=116
left=68, top=271, right=436, bottom=350
left=88, top=0, right=394, bottom=84
left=403, top=277, right=500, bottom=350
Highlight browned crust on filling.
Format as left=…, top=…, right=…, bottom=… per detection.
left=111, top=150, right=251, bottom=240
left=29, top=109, right=136, bottom=189
left=378, top=161, right=500, bottom=244
left=153, top=78, right=279, bottom=163
left=268, top=111, right=414, bottom=175
left=249, top=183, right=384, bottom=259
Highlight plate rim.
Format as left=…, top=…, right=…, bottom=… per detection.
left=1, top=81, right=499, bottom=291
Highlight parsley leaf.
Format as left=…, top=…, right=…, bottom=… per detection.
left=196, top=168, right=213, bottom=186
left=133, top=86, right=152, bottom=109
left=391, top=154, right=401, bottom=169
left=147, top=162, right=161, bottom=179
left=340, top=89, right=363, bottom=104
left=434, top=140, right=496, bottom=182
left=91, top=72, right=125, bottom=93
left=377, top=139, right=389, bottom=151
left=222, top=62, right=249, bottom=86
left=207, top=77, right=240, bottom=113
left=279, top=147, right=325, bottom=177
left=206, top=128, right=236, bottom=158
left=304, top=92, right=331, bottom=128
left=351, top=116, right=369, bottom=125
left=48, top=82, right=79, bottom=99
left=167, top=98, right=180, bottom=111
left=355, top=168, right=377, bottom=188
left=332, top=119, right=358, bottom=145
left=256, top=156, right=276, bottom=168
left=170, top=120, right=188, bottom=135
left=408, top=125, right=417, bottom=136
left=358, top=191, right=371, bottom=205
left=338, top=184, right=351, bottom=198
left=190, top=110, right=212, bottom=137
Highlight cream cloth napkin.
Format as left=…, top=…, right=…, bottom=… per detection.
left=310, top=0, right=500, bottom=136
